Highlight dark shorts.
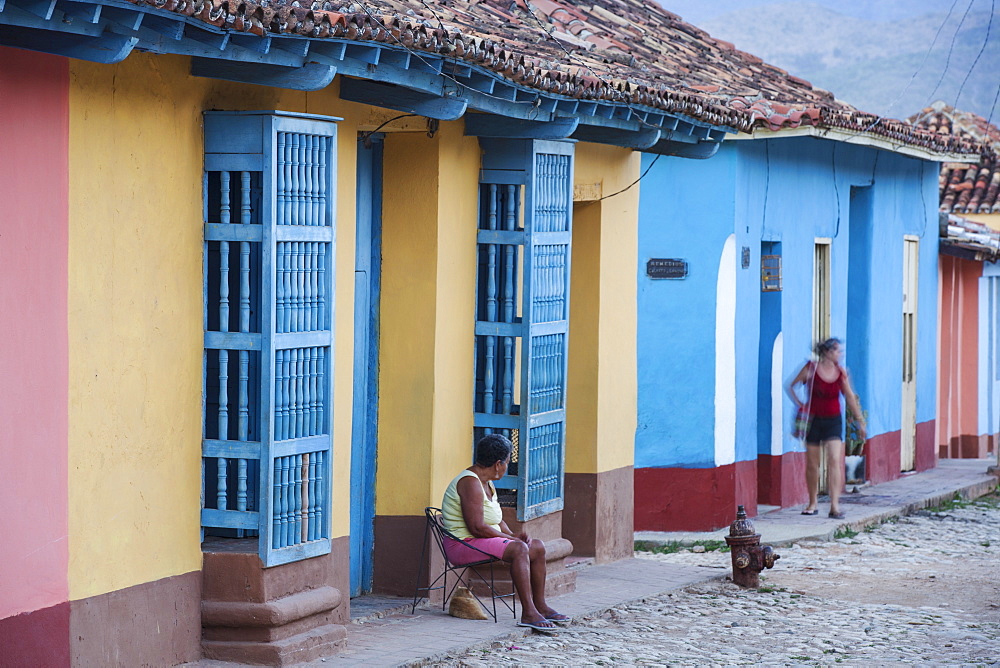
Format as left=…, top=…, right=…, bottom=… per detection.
left=806, top=414, right=843, bottom=444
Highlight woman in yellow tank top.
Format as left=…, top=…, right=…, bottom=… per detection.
left=440, top=434, right=568, bottom=631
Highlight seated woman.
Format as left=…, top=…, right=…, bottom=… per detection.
left=441, top=433, right=568, bottom=631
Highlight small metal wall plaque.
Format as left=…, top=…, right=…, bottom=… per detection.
left=741, top=246, right=751, bottom=269
left=646, top=258, right=688, bottom=279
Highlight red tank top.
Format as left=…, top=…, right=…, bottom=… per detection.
left=808, top=362, right=843, bottom=417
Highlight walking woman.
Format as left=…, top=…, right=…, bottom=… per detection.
left=786, top=338, right=866, bottom=519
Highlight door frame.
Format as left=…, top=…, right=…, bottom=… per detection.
left=813, top=239, right=832, bottom=492
left=900, top=235, right=919, bottom=471
left=350, top=135, right=383, bottom=596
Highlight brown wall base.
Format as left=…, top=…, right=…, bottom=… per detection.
left=564, top=466, right=634, bottom=563
left=201, top=537, right=349, bottom=665
left=69, top=570, right=201, bottom=667
left=942, top=433, right=990, bottom=459
left=373, top=515, right=429, bottom=597
left=0, top=602, right=70, bottom=668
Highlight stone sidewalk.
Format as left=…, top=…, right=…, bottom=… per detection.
left=202, top=458, right=997, bottom=667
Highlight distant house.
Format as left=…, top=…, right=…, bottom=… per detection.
left=909, top=103, right=1000, bottom=461
left=632, top=72, right=978, bottom=529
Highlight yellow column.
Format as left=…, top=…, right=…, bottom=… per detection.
left=371, top=122, right=481, bottom=594
left=564, top=143, right=639, bottom=561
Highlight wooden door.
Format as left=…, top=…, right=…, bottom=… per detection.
left=350, top=136, right=382, bottom=596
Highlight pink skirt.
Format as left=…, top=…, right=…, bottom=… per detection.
left=443, top=536, right=511, bottom=566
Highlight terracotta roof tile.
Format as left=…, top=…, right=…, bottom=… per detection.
left=128, top=0, right=978, bottom=153
left=943, top=213, right=1000, bottom=259
left=908, top=102, right=1000, bottom=213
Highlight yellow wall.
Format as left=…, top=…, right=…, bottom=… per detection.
left=375, top=122, right=481, bottom=516
left=66, top=49, right=640, bottom=599
left=67, top=53, right=361, bottom=599
left=960, top=213, right=1000, bottom=231
left=566, top=143, right=640, bottom=475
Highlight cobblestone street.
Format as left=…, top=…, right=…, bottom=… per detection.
left=431, top=493, right=1000, bottom=666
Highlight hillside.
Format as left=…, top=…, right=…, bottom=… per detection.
left=659, top=1, right=1000, bottom=122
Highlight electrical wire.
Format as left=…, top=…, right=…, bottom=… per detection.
left=349, top=2, right=679, bottom=200
left=831, top=142, right=841, bottom=238
left=417, top=0, right=448, bottom=31
left=987, top=77, right=1000, bottom=126
left=927, top=0, right=976, bottom=104
left=953, top=0, right=994, bottom=109
left=360, top=113, right=417, bottom=147
left=597, top=154, right=661, bottom=201
left=835, top=0, right=961, bottom=145
left=761, top=141, right=770, bottom=235
left=880, top=0, right=961, bottom=121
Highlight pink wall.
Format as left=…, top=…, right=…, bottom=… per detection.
left=0, top=47, right=70, bottom=621
left=937, top=255, right=982, bottom=457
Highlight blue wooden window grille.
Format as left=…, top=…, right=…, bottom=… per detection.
left=202, top=111, right=340, bottom=567
left=474, top=139, right=574, bottom=521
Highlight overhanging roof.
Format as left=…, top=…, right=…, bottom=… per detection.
left=729, top=124, right=980, bottom=163
left=0, top=0, right=728, bottom=155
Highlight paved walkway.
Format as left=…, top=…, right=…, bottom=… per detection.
left=317, top=560, right=715, bottom=667
left=203, top=458, right=997, bottom=667
left=636, top=457, right=998, bottom=548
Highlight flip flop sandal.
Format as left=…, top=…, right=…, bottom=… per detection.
left=546, top=613, right=571, bottom=625
left=517, top=620, right=561, bottom=632
left=800, top=509, right=819, bottom=515
left=828, top=511, right=846, bottom=520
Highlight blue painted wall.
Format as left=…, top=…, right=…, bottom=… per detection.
left=636, top=137, right=941, bottom=470
left=635, top=150, right=736, bottom=468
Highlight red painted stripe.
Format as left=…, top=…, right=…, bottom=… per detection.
left=0, top=47, right=70, bottom=622
left=0, top=603, right=70, bottom=667
left=757, top=451, right=808, bottom=508
left=634, top=461, right=757, bottom=532
left=865, top=430, right=901, bottom=484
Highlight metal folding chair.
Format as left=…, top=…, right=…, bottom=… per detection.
left=411, top=507, right=516, bottom=622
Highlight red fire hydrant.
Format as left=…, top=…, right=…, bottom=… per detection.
left=724, top=505, right=780, bottom=588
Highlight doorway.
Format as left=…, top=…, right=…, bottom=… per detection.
left=757, top=241, right=782, bottom=504
left=350, top=136, right=383, bottom=596
left=900, top=236, right=919, bottom=472
left=813, top=240, right=831, bottom=492
left=988, top=275, right=1000, bottom=453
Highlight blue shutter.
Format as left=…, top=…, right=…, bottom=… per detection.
left=475, top=139, right=574, bottom=521
left=202, top=111, right=340, bottom=566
